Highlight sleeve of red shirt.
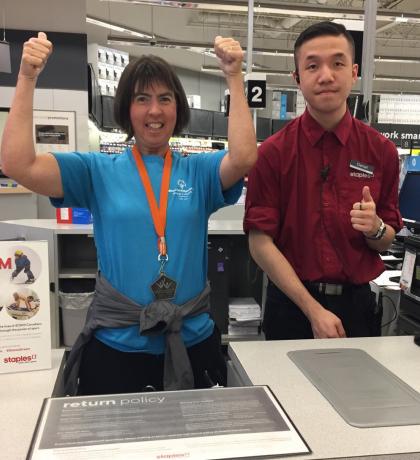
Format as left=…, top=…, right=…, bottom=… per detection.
left=377, top=139, right=403, bottom=233
left=243, top=141, right=280, bottom=239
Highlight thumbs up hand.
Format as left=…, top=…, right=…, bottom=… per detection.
left=20, top=32, right=53, bottom=80
left=350, top=186, right=382, bottom=236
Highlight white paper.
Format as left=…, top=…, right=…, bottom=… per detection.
left=400, top=249, right=416, bottom=291
left=371, top=270, right=401, bottom=287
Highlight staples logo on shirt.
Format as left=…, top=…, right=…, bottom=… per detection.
left=169, top=179, right=193, bottom=200
left=350, top=171, right=374, bottom=179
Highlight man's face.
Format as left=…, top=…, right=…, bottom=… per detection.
left=294, top=34, right=358, bottom=120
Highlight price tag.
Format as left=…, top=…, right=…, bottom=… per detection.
left=400, top=249, right=416, bottom=291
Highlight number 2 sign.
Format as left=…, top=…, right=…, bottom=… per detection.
left=245, top=73, right=266, bottom=109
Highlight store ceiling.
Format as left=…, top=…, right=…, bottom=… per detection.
left=86, top=0, right=420, bottom=92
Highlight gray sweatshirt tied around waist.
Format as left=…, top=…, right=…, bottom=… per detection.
left=63, top=273, right=211, bottom=396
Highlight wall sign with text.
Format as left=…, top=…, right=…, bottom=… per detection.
left=33, top=110, right=76, bottom=154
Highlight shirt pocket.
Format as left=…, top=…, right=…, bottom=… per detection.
left=338, top=175, right=381, bottom=210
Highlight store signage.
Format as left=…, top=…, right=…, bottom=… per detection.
left=245, top=72, right=267, bottom=109
left=372, top=123, right=420, bottom=149
left=0, top=241, right=51, bottom=374
left=27, top=386, right=310, bottom=460
left=0, top=40, right=11, bottom=73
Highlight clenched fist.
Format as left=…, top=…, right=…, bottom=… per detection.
left=214, top=36, right=244, bottom=78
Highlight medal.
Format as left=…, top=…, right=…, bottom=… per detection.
left=151, top=272, right=177, bottom=300
left=132, top=146, right=177, bottom=300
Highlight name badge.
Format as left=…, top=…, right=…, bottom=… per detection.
left=349, top=160, right=374, bottom=176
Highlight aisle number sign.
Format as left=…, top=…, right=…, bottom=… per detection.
left=245, top=73, right=267, bottom=109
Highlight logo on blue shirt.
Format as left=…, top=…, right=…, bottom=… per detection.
left=169, top=179, right=193, bottom=200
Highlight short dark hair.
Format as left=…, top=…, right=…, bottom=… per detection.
left=294, top=21, right=355, bottom=73
left=114, top=54, right=190, bottom=140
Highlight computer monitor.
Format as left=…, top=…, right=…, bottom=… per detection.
left=184, top=108, right=213, bottom=137
left=271, top=119, right=290, bottom=135
left=212, top=111, right=228, bottom=139
left=256, top=117, right=271, bottom=142
left=399, top=171, right=420, bottom=231
left=101, top=95, right=118, bottom=130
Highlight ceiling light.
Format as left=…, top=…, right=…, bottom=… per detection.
left=107, top=36, right=420, bottom=65
left=375, top=56, right=420, bottom=64
left=100, top=1, right=363, bottom=19
left=101, top=0, right=420, bottom=23
left=374, top=75, right=420, bottom=82
left=86, top=15, right=153, bottom=39
left=108, top=35, right=293, bottom=57
left=333, top=18, right=364, bottom=31
left=201, top=65, right=291, bottom=76
left=107, top=36, right=216, bottom=58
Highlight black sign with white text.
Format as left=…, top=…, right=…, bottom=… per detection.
left=246, top=79, right=266, bottom=109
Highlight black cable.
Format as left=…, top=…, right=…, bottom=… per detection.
left=380, top=293, right=399, bottom=328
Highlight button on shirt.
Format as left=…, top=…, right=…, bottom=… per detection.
left=244, top=109, right=403, bottom=284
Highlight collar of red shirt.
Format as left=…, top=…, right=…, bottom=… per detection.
left=301, top=108, right=352, bottom=147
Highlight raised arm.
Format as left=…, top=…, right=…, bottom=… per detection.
left=214, top=36, right=257, bottom=190
left=1, top=32, right=63, bottom=197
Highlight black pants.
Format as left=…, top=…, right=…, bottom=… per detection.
left=78, top=328, right=226, bottom=395
left=263, top=281, right=382, bottom=340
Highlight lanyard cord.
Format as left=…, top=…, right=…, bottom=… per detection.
left=132, top=145, right=172, bottom=257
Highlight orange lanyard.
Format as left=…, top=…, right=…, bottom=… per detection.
left=132, top=145, right=172, bottom=257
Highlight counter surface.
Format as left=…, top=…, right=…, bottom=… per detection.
left=0, top=349, right=65, bottom=460
left=1, top=218, right=244, bottom=235
left=228, top=336, right=420, bottom=460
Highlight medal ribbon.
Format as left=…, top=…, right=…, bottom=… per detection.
left=132, top=145, right=172, bottom=259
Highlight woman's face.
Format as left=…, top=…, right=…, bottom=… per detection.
left=130, top=82, right=177, bottom=156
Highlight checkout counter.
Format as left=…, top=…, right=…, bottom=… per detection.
left=228, top=336, right=420, bottom=459
left=2, top=336, right=420, bottom=460
left=0, top=349, right=65, bottom=460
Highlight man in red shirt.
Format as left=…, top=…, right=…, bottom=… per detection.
left=244, top=21, right=403, bottom=340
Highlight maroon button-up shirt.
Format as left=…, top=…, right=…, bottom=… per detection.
left=244, top=109, right=403, bottom=284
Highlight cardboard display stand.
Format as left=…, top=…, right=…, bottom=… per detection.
left=0, top=241, right=51, bottom=374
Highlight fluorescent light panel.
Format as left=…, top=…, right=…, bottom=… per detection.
left=107, top=35, right=420, bottom=64
left=201, top=65, right=290, bottom=76
left=100, top=0, right=420, bottom=23
left=86, top=15, right=153, bottom=39
left=374, top=75, right=420, bottom=82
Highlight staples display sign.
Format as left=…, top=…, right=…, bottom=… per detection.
left=0, top=241, right=51, bottom=374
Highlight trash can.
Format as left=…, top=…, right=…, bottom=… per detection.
left=59, top=290, right=94, bottom=347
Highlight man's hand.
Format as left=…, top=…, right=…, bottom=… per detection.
left=20, top=32, right=53, bottom=80
left=309, top=306, right=346, bottom=338
left=350, top=185, right=381, bottom=237
left=214, top=36, right=244, bottom=78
